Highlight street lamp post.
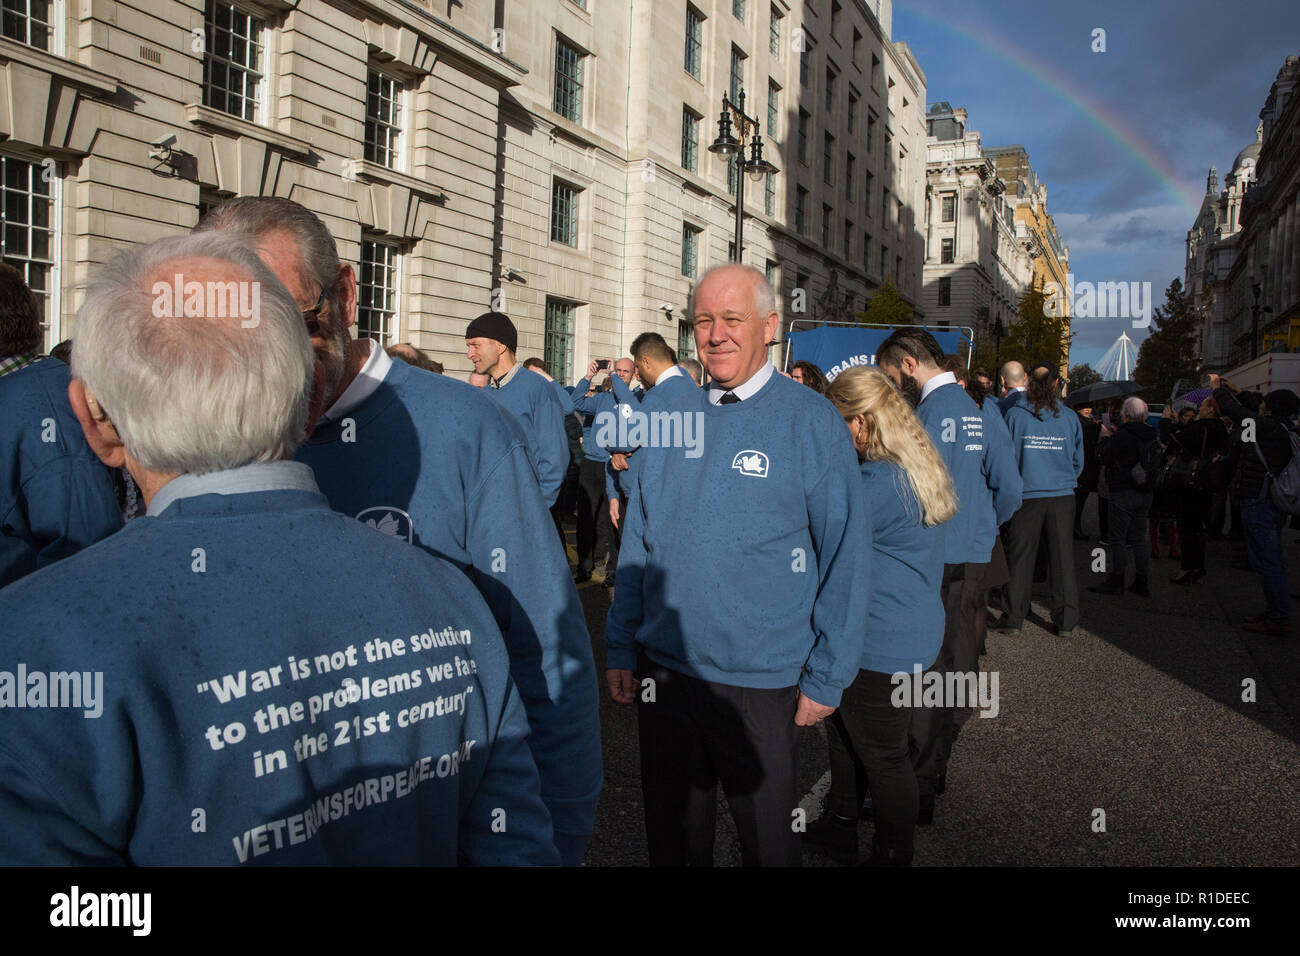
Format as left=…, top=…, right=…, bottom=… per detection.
left=709, top=89, right=778, bottom=262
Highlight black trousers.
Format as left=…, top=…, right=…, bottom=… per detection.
left=1075, top=487, right=1109, bottom=538
left=575, top=457, right=611, bottom=574
left=1175, top=486, right=1211, bottom=572
left=1004, top=495, right=1078, bottom=632
left=636, top=655, right=800, bottom=866
left=827, top=668, right=917, bottom=859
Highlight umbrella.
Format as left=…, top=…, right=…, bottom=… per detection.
left=1175, top=387, right=1211, bottom=407
left=1064, top=380, right=1143, bottom=408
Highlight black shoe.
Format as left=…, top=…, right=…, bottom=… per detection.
left=936, top=771, right=947, bottom=796
left=1129, top=574, right=1150, bottom=597
left=916, top=793, right=935, bottom=826
left=1170, top=568, right=1206, bottom=585
left=863, top=837, right=913, bottom=867
left=802, top=814, right=858, bottom=864
left=1088, top=573, right=1125, bottom=596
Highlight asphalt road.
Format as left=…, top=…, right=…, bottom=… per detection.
left=564, top=518, right=1300, bottom=866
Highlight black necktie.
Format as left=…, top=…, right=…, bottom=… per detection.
left=719, top=391, right=741, bottom=405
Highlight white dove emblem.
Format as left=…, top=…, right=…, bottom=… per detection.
left=355, top=506, right=414, bottom=543
left=731, top=450, right=769, bottom=478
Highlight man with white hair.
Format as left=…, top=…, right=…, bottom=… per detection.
left=197, top=198, right=600, bottom=865
left=1092, top=396, right=1159, bottom=597
left=605, top=263, right=870, bottom=866
left=679, top=357, right=704, bottom=386
left=0, top=233, right=557, bottom=865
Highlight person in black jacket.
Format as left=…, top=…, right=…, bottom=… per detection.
left=1074, top=406, right=1105, bottom=540
left=1090, top=397, right=1158, bottom=596
left=1167, top=397, right=1229, bottom=584
left=1212, top=374, right=1299, bottom=635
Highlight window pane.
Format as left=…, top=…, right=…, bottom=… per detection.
left=554, top=37, right=584, bottom=122
left=545, top=299, right=575, bottom=386
left=204, top=2, right=265, bottom=121
left=357, top=239, right=399, bottom=346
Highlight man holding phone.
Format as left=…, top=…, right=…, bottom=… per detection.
left=571, top=357, right=639, bottom=583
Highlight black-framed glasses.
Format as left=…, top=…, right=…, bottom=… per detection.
left=302, top=288, right=327, bottom=335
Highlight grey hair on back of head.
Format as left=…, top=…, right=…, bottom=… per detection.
left=71, top=231, right=314, bottom=475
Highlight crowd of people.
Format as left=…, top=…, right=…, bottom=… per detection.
left=1, top=198, right=1294, bottom=867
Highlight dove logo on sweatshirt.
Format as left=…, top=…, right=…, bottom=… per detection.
left=356, top=507, right=414, bottom=543
left=731, top=450, right=769, bottom=479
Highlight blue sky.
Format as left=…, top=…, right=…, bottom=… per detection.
left=892, top=0, right=1300, bottom=371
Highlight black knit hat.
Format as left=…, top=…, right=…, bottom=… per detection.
left=465, top=311, right=517, bottom=353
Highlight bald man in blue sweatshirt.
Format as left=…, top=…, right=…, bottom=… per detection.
left=605, top=266, right=870, bottom=866
left=0, top=233, right=557, bottom=866
left=198, top=199, right=599, bottom=865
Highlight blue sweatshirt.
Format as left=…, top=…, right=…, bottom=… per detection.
left=1004, top=398, right=1085, bottom=498
left=858, top=459, right=946, bottom=674
left=916, top=382, right=1023, bottom=564
left=294, top=360, right=601, bottom=863
left=0, top=463, right=558, bottom=865
left=490, top=366, right=567, bottom=506
left=605, top=372, right=871, bottom=707
left=0, top=358, right=122, bottom=588
left=602, top=371, right=698, bottom=501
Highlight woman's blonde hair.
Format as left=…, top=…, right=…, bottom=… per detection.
left=826, top=366, right=958, bottom=527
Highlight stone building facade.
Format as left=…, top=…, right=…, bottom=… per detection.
left=1184, top=137, right=1257, bottom=372
left=0, top=0, right=929, bottom=381
left=1222, top=55, right=1300, bottom=368
left=921, top=102, right=1031, bottom=348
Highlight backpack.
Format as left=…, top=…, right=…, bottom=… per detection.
left=1129, top=436, right=1166, bottom=492
left=1254, top=424, right=1300, bottom=514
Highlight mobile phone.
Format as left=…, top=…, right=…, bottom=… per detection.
left=596, top=360, right=610, bottom=370
left=1102, top=412, right=1111, bottom=427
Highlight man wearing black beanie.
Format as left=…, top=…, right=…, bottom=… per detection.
left=467, top=311, right=568, bottom=507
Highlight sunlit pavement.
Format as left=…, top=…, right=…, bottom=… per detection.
left=569, top=515, right=1300, bottom=866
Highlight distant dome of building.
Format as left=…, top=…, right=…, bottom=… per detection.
left=1232, top=140, right=1260, bottom=172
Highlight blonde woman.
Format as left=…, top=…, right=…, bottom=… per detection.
left=805, top=366, right=957, bottom=866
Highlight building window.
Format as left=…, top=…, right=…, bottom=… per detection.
left=831, top=0, right=841, bottom=33
left=848, top=93, right=857, bottom=134
left=732, top=0, right=745, bottom=21
left=767, top=81, right=780, bottom=141
left=550, top=180, right=579, bottom=247
left=871, top=53, right=881, bottom=92
left=824, top=68, right=835, bottom=112
left=821, top=204, right=832, bottom=248
left=896, top=255, right=902, bottom=284
left=203, top=1, right=266, bottom=122
left=554, top=36, right=585, bottom=122
left=677, top=318, right=695, bottom=361
left=941, top=192, right=956, bottom=222
left=799, top=43, right=810, bottom=88
left=864, top=170, right=873, bottom=217
left=728, top=240, right=736, bottom=262
left=0, top=154, right=56, bottom=333
left=941, top=237, right=954, bottom=263
left=852, top=28, right=861, bottom=66
left=765, top=259, right=777, bottom=287
left=681, top=107, right=699, bottom=173
left=795, top=186, right=808, bottom=234
left=843, top=220, right=852, bottom=261
left=764, top=171, right=775, bottom=216
left=879, top=244, right=887, bottom=279
left=823, top=133, right=834, bottom=183
left=845, top=153, right=854, bottom=201
left=882, top=186, right=891, bottom=226
left=797, top=109, right=810, bottom=164
left=685, top=6, right=703, bottom=79
left=364, top=70, right=405, bottom=170
left=681, top=224, right=700, bottom=278
left=769, top=5, right=782, bottom=56
left=938, top=276, right=951, bottom=306
left=730, top=46, right=746, bottom=102
left=2, top=0, right=54, bottom=50
left=544, top=298, right=576, bottom=387
left=357, top=237, right=400, bottom=346
left=862, top=231, right=870, bottom=271
left=897, top=198, right=904, bottom=238
left=867, top=113, right=876, bottom=153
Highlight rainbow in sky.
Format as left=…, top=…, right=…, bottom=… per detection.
left=899, top=3, right=1204, bottom=218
